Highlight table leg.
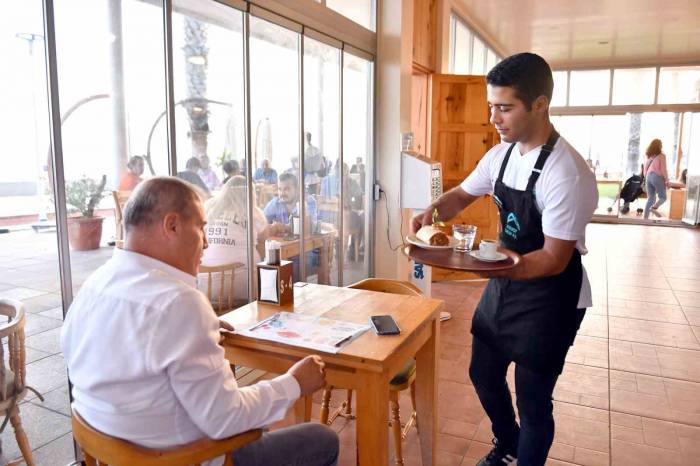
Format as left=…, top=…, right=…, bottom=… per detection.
left=293, top=395, right=312, bottom=423
left=356, top=372, right=389, bottom=466
left=319, top=240, right=330, bottom=284
left=414, top=317, right=439, bottom=466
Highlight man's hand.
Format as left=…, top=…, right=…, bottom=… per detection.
left=218, top=320, right=235, bottom=344
left=411, top=209, right=433, bottom=234
left=288, top=355, right=326, bottom=396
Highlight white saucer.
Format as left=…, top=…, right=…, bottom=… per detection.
left=469, top=250, right=508, bottom=262
left=406, top=234, right=458, bottom=250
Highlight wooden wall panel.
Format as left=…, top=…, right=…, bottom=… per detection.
left=412, top=0, right=437, bottom=71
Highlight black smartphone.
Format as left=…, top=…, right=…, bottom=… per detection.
left=370, top=315, right=401, bottom=335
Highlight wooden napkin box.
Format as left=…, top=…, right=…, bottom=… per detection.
left=256, top=260, right=294, bottom=306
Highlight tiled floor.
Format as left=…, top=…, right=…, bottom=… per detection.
left=0, top=223, right=699, bottom=465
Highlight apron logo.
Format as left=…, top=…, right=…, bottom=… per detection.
left=504, top=212, right=521, bottom=239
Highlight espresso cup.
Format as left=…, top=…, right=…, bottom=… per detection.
left=479, top=239, right=498, bottom=259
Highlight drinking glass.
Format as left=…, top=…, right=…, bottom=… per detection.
left=453, top=224, right=477, bottom=252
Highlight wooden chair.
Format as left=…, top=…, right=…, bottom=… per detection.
left=0, top=299, right=43, bottom=466
left=112, top=191, right=132, bottom=242
left=72, top=409, right=262, bottom=466
left=199, top=262, right=245, bottom=316
left=320, top=278, right=420, bottom=466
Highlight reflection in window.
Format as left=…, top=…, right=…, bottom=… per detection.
left=612, top=68, right=656, bottom=105
left=658, top=66, right=700, bottom=104
left=551, top=71, right=568, bottom=107
left=569, top=69, right=610, bottom=106
left=326, top=0, right=374, bottom=30
left=304, top=37, right=340, bottom=285
left=485, top=49, right=498, bottom=74
left=342, top=52, right=372, bottom=285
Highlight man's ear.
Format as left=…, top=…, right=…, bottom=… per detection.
left=533, top=95, right=549, bottom=115
left=162, top=212, right=180, bottom=239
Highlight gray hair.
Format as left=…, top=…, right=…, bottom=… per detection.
left=124, top=176, right=201, bottom=231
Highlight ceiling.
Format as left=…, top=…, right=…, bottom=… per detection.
left=458, top=0, right=700, bottom=69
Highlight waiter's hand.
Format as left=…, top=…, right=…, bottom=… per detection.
left=411, top=210, right=433, bottom=234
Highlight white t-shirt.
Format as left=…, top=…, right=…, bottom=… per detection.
left=460, top=137, right=598, bottom=308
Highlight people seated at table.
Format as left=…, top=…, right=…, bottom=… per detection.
left=319, top=161, right=364, bottom=261
left=60, top=176, right=338, bottom=466
left=118, top=155, right=145, bottom=191
left=253, top=159, right=278, bottom=184
left=350, top=156, right=366, bottom=189
left=177, top=157, right=211, bottom=197
left=198, top=155, right=221, bottom=191
left=264, top=172, right=317, bottom=227
left=200, top=176, right=285, bottom=307
left=222, top=159, right=240, bottom=184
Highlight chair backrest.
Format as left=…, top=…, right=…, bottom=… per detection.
left=71, top=409, right=261, bottom=466
left=347, top=278, right=422, bottom=297
left=0, top=299, right=27, bottom=404
left=199, top=262, right=245, bottom=315
left=112, top=191, right=132, bottom=242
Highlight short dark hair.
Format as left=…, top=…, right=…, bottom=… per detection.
left=486, top=53, right=553, bottom=110
left=279, top=172, right=298, bottom=187
left=223, top=160, right=239, bottom=175
left=186, top=157, right=201, bottom=170
left=124, top=177, right=201, bottom=232
left=126, top=155, right=144, bottom=169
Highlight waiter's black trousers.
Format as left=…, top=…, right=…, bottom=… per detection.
left=469, top=337, right=560, bottom=466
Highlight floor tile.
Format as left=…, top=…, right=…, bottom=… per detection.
left=0, top=403, right=71, bottom=463
left=682, top=306, right=700, bottom=325
left=608, top=299, right=688, bottom=324
left=674, top=290, right=700, bottom=308
left=565, top=336, right=608, bottom=368
left=608, top=317, right=700, bottom=350
left=25, top=327, right=62, bottom=355
left=608, top=286, right=679, bottom=305
left=667, top=278, right=700, bottom=293
left=608, top=339, right=700, bottom=382
left=31, top=432, right=74, bottom=466
left=577, top=314, right=608, bottom=339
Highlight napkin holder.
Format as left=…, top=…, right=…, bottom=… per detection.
left=256, top=260, right=294, bottom=306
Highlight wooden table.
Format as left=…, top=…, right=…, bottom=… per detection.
left=270, top=233, right=335, bottom=284
left=220, top=284, right=443, bottom=466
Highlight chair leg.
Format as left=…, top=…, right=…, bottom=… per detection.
left=9, top=407, right=34, bottom=466
left=389, top=391, right=404, bottom=466
left=344, top=389, right=353, bottom=415
left=320, top=386, right=333, bottom=425
left=409, top=381, right=418, bottom=433
left=81, top=450, right=98, bottom=466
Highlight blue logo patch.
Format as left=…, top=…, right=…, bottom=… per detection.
left=413, top=263, right=424, bottom=280
left=504, top=212, right=521, bottom=239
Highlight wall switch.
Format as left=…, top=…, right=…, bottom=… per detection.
left=373, top=183, right=382, bottom=201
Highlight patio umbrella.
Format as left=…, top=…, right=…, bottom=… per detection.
left=254, top=117, right=272, bottom=169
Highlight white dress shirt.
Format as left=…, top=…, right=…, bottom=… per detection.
left=460, top=137, right=598, bottom=308
left=61, top=248, right=300, bottom=466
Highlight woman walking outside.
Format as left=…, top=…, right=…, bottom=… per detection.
left=643, top=139, right=669, bottom=219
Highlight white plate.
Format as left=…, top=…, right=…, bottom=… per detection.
left=406, top=234, right=458, bottom=250
left=469, top=250, right=508, bottom=262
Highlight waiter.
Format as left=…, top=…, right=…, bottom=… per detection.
left=412, top=53, right=598, bottom=466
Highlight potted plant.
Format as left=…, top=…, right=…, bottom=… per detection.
left=65, top=175, right=107, bottom=251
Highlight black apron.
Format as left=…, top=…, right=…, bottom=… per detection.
left=471, top=131, right=584, bottom=375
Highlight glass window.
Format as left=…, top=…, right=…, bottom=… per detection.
left=569, top=69, right=610, bottom=106
left=342, top=52, right=372, bottom=285
left=171, top=0, right=250, bottom=306
left=326, top=0, right=374, bottom=31
left=249, top=16, right=303, bottom=282
left=612, top=67, right=656, bottom=105
left=452, top=19, right=471, bottom=74
left=55, top=0, right=169, bottom=295
left=471, top=36, right=486, bottom=75
left=485, top=49, right=498, bottom=74
left=551, top=71, right=568, bottom=107
left=303, top=37, right=340, bottom=285
left=658, top=66, right=700, bottom=104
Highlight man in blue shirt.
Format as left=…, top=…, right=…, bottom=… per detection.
left=254, top=159, right=278, bottom=184
left=264, top=172, right=317, bottom=226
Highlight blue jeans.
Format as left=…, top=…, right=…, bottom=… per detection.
left=232, top=423, right=338, bottom=466
left=644, top=172, right=667, bottom=218
left=469, top=337, right=560, bottom=466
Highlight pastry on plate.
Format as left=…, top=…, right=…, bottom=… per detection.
left=416, top=225, right=449, bottom=246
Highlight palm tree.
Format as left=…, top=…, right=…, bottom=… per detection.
left=183, top=17, right=209, bottom=158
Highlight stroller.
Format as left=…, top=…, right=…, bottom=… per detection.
left=607, top=174, right=644, bottom=215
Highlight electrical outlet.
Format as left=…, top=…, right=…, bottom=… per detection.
left=373, top=183, right=382, bottom=201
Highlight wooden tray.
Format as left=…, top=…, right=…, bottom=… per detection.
left=405, top=245, right=521, bottom=272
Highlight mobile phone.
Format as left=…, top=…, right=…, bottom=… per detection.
left=370, top=315, right=401, bottom=336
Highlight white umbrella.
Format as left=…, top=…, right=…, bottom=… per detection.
left=254, top=117, right=272, bottom=169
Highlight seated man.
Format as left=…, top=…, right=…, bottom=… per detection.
left=264, top=172, right=317, bottom=227
left=177, top=157, right=211, bottom=197
left=253, top=159, right=278, bottom=184
left=61, top=177, right=338, bottom=466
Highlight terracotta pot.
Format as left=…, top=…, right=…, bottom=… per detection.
left=67, top=216, right=104, bottom=251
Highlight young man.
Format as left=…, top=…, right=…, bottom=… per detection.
left=62, top=177, right=338, bottom=466
left=412, top=53, right=598, bottom=466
